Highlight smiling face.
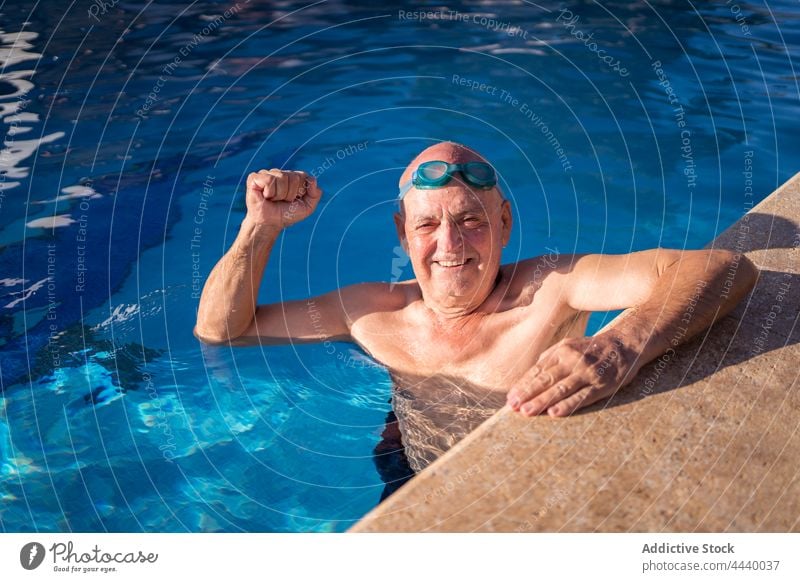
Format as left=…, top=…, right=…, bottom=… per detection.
left=394, top=142, right=512, bottom=316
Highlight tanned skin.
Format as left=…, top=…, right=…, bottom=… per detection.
left=195, top=142, right=758, bottom=420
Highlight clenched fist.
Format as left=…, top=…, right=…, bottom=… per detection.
left=245, top=169, right=322, bottom=229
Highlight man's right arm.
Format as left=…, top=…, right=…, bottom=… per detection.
left=194, top=213, right=391, bottom=346
left=193, top=216, right=283, bottom=344
left=194, top=168, right=341, bottom=345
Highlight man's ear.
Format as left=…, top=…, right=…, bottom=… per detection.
left=393, top=211, right=408, bottom=252
left=500, top=199, right=512, bottom=247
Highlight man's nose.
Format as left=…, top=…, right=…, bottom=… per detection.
left=437, top=220, right=464, bottom=252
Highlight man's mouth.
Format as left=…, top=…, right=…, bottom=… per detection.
left=433, top=258, right=472, bottom=268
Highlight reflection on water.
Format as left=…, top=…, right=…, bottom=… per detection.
left=0, top=0, right=798, bottom=531
left=0, top=341, right=395, bottom=532
left=392, top=373, right=507, bottom=473
left=0, top=27, right=64, bottom=192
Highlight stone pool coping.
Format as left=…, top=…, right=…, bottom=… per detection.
left=349, top=172, right=800, bottom=532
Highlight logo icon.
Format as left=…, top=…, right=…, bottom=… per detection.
left=20, top=542, right=46, bottom=570
left=389, top=244, right=411, bottom=291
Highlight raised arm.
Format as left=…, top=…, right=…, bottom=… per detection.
left=194, top=168, right=326, bottom=345
left=507, top=248, right=759, bottom=417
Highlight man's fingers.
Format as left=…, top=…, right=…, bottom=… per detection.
left=519, top=377, right=588, bottom=417
left=247, top=171, right=271, bottom=198
left=535, top=340, right=564, bottom=365
left=304, top=175, right=322, bottom=200
left=251, top=169, right=276, bottom=200
left=285, top=171, right=302, bottom=202
left=268, top=169, right=289, bottom=201
left=245, top=169, right=321, bottom=227
left=507, top=364, right=564, bottom=410
left=507, top=335, right=635, bottom=418
left=546, top=385, right=608, bottom=418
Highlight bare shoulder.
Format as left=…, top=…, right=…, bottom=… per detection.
left=338, top=279, right=417, bottom=321
left=503, top=250, right=579, bottom=305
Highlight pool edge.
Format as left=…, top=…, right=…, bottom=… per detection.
left=348, top=171, right=800, bottom=533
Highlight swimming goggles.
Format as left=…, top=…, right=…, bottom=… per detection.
left=398, top=160, right=497, bottom=199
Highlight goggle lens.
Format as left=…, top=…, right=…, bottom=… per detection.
left=415, top=161, right=495, bottom=187
left=463, top=162, right=494, bottom=184
left=398, top=160, right=497, bottom=199
left=418, top=161, right=450, bottom=182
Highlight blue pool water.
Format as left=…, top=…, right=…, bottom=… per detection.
left=1, top=0, right=798, bottom=531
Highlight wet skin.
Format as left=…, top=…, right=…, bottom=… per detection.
left=194, top=143, right=759, bottom=461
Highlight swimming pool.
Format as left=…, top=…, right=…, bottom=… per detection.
left=1, top=0, right=797, bottom=532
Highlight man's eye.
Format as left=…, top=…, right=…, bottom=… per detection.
left=417, top=222, right=436, bottom=230
left=463, top=217, right=483, bottom=226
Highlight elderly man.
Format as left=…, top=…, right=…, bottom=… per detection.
left=195, top=141, right=758, bottom=475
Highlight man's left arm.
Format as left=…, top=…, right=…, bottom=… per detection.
left=507, top=248, right=759, bottom=417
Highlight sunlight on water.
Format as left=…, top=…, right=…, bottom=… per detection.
left=0, top=0, right=798, bottom=531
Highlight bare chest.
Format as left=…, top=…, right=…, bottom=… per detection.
left=352, top=302, right=587, bottom=392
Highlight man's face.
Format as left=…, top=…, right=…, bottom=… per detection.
left=395, top=179, right=511, bottom=310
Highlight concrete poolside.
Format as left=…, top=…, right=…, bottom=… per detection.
left=350, top=172, right=800, bottom=533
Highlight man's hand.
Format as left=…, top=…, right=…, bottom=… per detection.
left=504, top=248, right=757, bottom=418
left=506, top=333, right=640, bottom=418
left=245, top=169, right=322, bottom=229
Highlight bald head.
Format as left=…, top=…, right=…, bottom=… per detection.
left=398, top=141, right=503, bottom=215
left=398, top=141, right=491, bottom=186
